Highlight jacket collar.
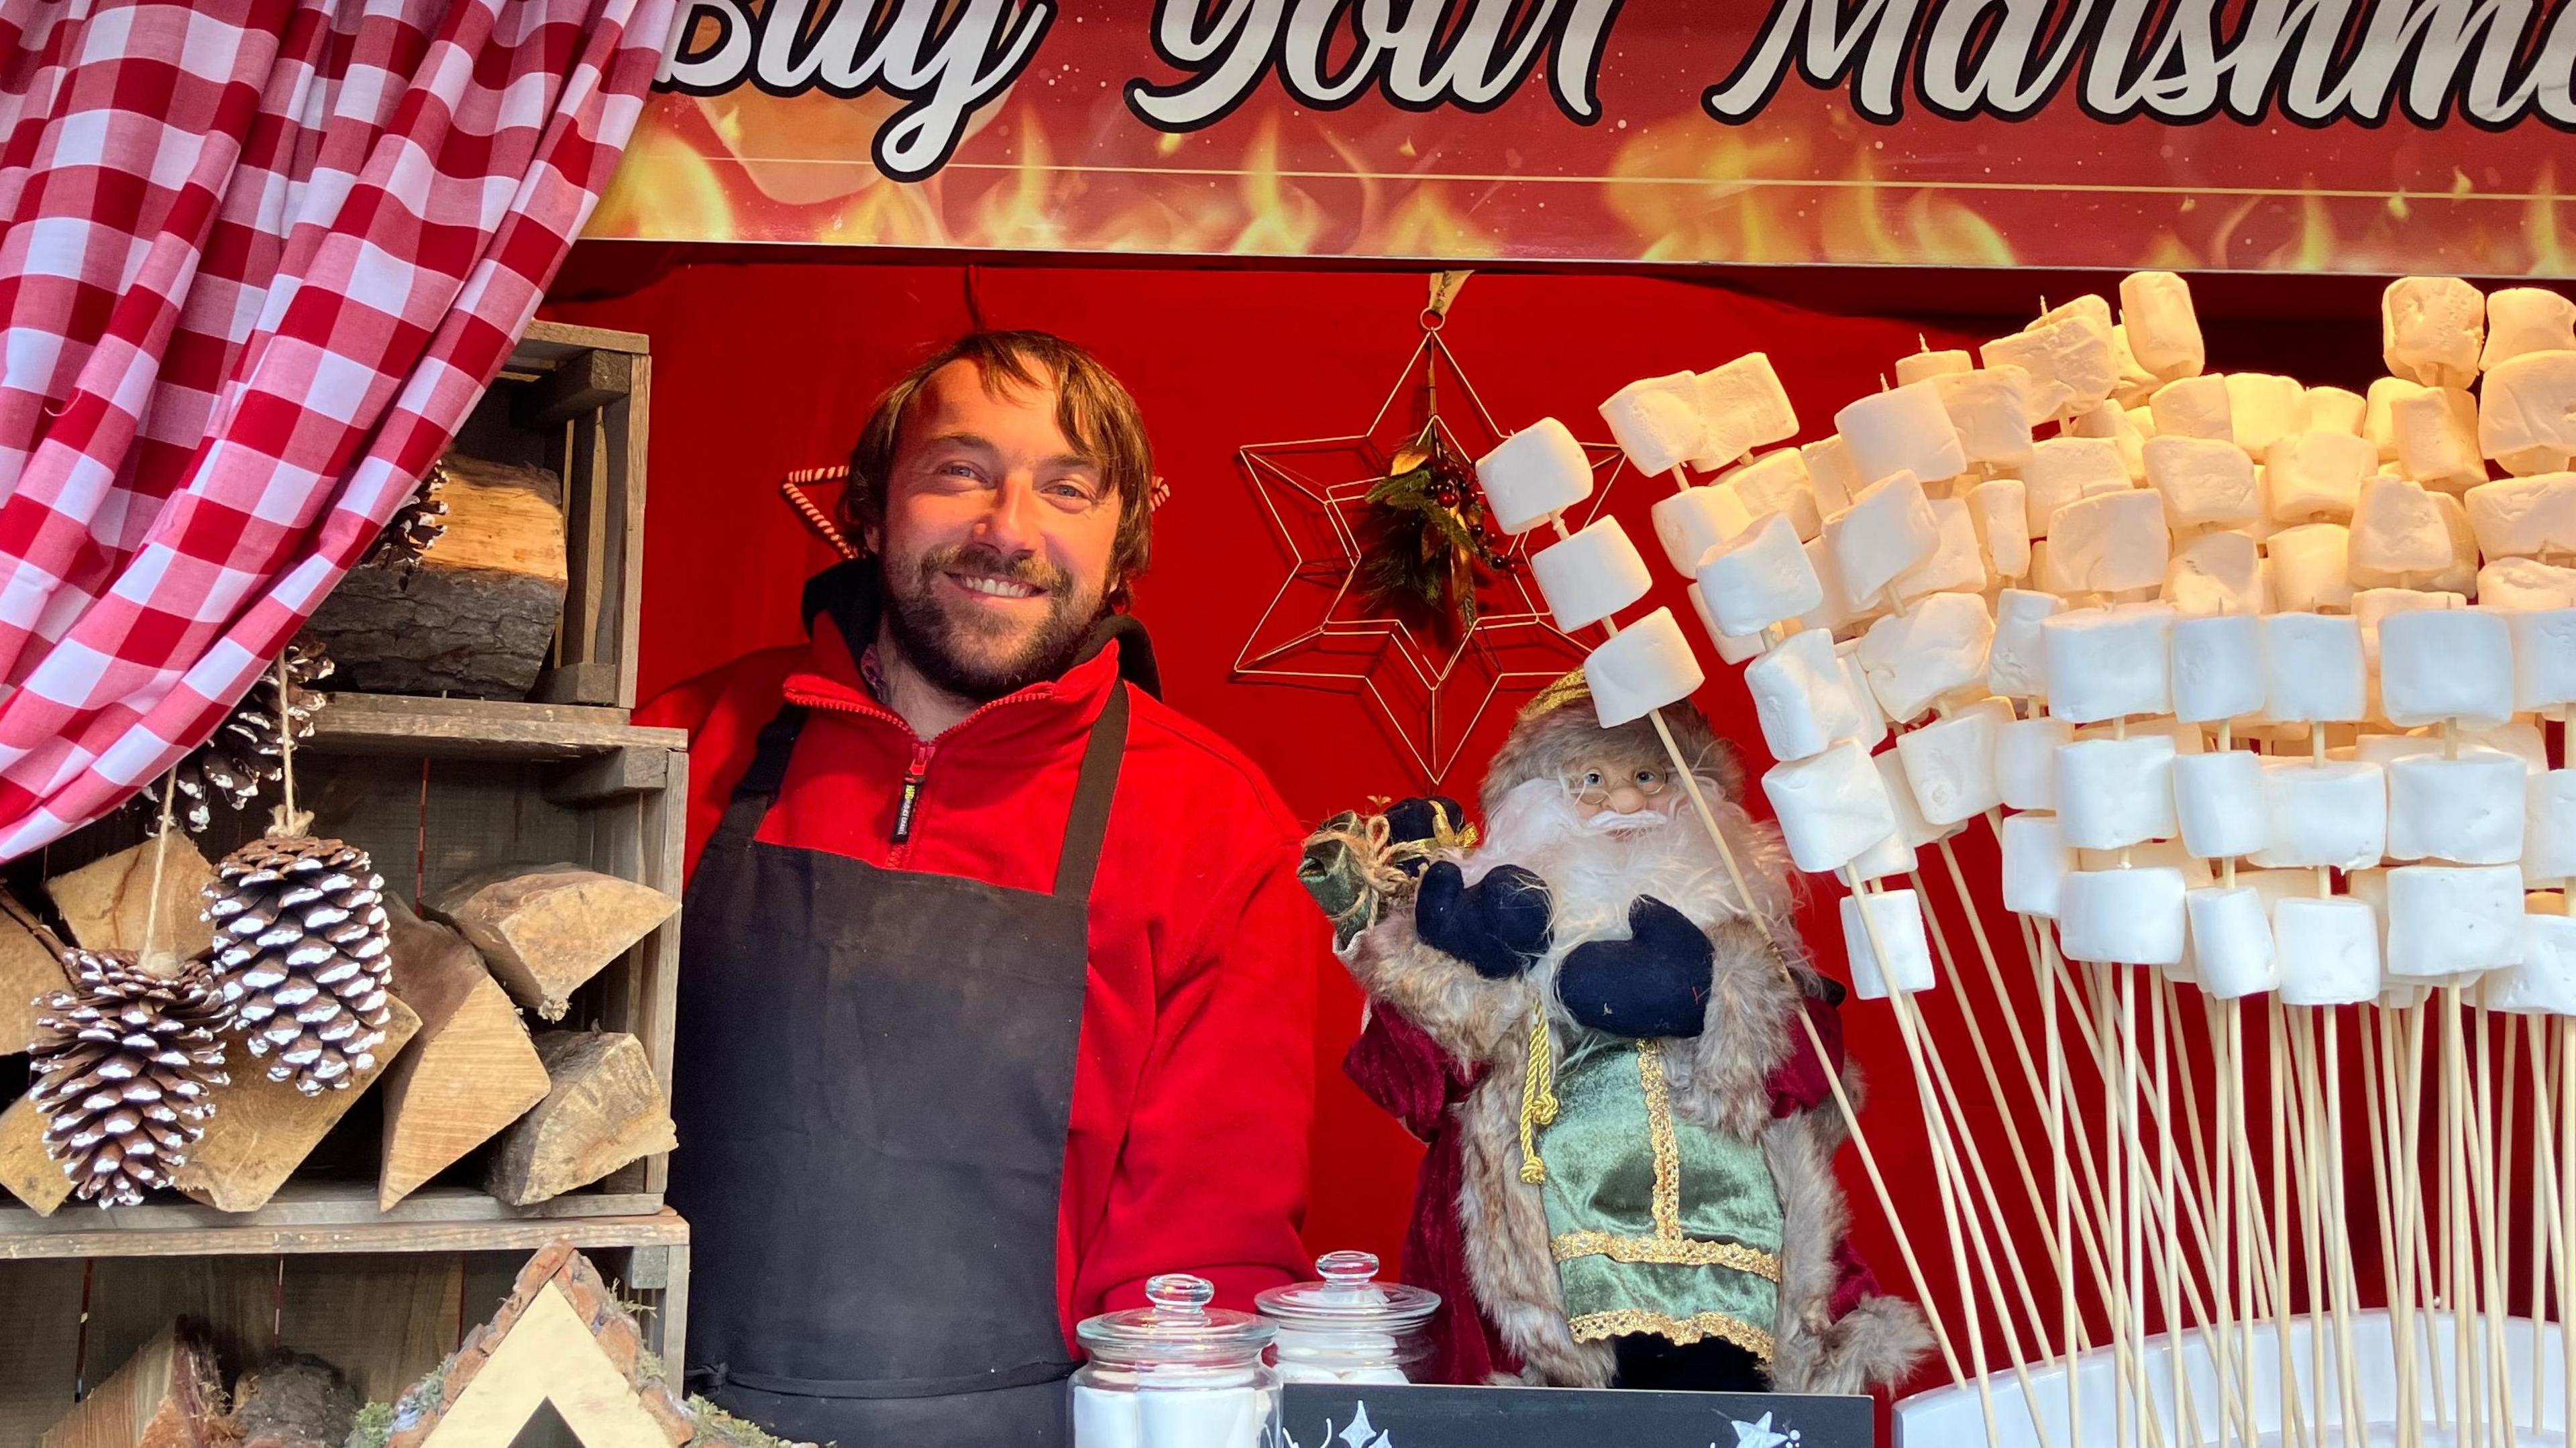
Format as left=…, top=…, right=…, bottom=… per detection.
left=794, top=559, right=1163, bottom=707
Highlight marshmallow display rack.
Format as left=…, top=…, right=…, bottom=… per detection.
left=1471, top=275, right=2576, bottom=1447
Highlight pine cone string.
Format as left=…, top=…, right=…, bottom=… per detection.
left=159, top=642, right=333, bottom=834
left=205, top=836, right=392, bottom=1095
left=30, top=950, right=230, bottom=1207
left=364, top=458, right=450, bottom=568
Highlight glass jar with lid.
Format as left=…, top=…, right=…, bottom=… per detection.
left=1255, top=1249, right=1440, bottom=1385
left=1071, top=1273, right=1277, bottom=1448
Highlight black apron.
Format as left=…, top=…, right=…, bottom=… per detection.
left=669, top=684, right=1130, bottom=1447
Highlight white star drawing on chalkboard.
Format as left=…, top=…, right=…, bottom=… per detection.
left=1729, top=1411, right=1789, bottom=1448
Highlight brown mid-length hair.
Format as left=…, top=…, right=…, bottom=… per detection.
left=842, top=331, right=1155, bottom=607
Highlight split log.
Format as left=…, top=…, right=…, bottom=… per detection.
left=377, top=897, right=549, bottom=1209
left=0, top=889, right=70, bottom=1054
left=46, top=835, right=216, bottom=979
left=485, top=1032, right=674, bottom=1207
left=423, top=865, right=677, bottom=1021
left=38, top=1321, right=226, bottom=1448
left=170, top=997, right=421, bottom=1213
left=0, top=1091, right=69, bottom=1214
left=302, top=454, right=570, bottom=699
left=227, top=1351, right=360, bottom=1448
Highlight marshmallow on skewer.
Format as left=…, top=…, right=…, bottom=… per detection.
left=2075, top=400, right=2153, bottom=482
left=1837, top=638, right=1891, bottom=750
left=1691, top=354, right=1799, bottom=471
left=1970, top=478, right=2032, bottom=580
left=2265, top=431, right=2376, bottom=522
left=1897, top=697, right=2012, bottom=826
left=1584, top=608, right=1705, bottom=728
left=1745, top=626, right=1866, bottom=762
left=1476, top=419, right=1595, bottom=534
left=2110, top=325, right=2161, bottom=406
left=2145, top=436, right=2261, bottom=526
left=2022, top=437, right=2131, bottom=537
left=2387, top=752, right=2528, bottom=865
left=2377, top=606, right=2516, bottom=729
left=1878, top=748, right=1963, bottom=853
left=2357, top=727, right=2546, bottom=777
left=2275, top=897, right=2385, bottom=1006
left=2482, top=557, right=2576, bottom=612
left=1989, top=588, right=2063, bottom=700
left=1723, top=449, right=1823, bottom=539
left=1896, top=349, right=1974, bottom=387
left=1837, top=384, right=1968, bottom=491
left=1984, top=311, right=2119, bottom=419
left=2041, top=601, right=2175, bottom=723
left=1892, top=498, right=1992, bottom=602
left=2365, top=378, right=2421, bottom=463
left=1601, top=373, right=1707, bottom=476
left=2269, top=523, right=2357, bottom=614
left=2390, top=386, right=2487, bottom=490
left=1701, top=512, right=1824, bottom=638
left=2349, top=474, right=2453, bottom=575
left=2480, top=912, right=2576, bottom=1014
left=1858, top=590, right=1994, bottom=722
left=1764, top=740, right=1900, bottom=875
left=2060, top=867, right=2189, bottom=966
left=2353, top=589, right=2461, bottom=674
left=2229, top=374, right=2311, bottom=455
left=1834, top=469, right=1943, bottom=605
left=2151, top=374, right=2235, bottom=442
left=2385, top=863, right=2528, bottom=977
left=1686, top=583, right=1770, bottom=665
left=1933, top=367, right=2038, bottom=469
left=2307, top=386, right=2367, bottom=437
left=1801, top=436, right=1864, bottom=516
left=1996, top=714, right=2074, bottom=811
left=2043, top=491, right=2171, bottom=597
left=2383, top=276, right=2487, bottom=388
left=2256, top=758, right=2387, bottom=870
left=2528, top=771, right=2576, bottom=884
left=2262, top=612, right=2368, bottom=723
left=2188, top=886, right=2282, bottom=999
left=2175, top=748, right=2269, bottom=859
left=2477, top=349, right=2576, bottom=476
left=2002, top=813, right=2074, bottom=917
left=2057, top=734, right=2180, bottom=850
left=2119, top=271, right=2205, bottom=381
left=1846, top=826, right=1919, bottom=887
left=2165, top=530, right=2266, bottom=616
left=2464, top=474, right=2576, bottom=559
left=2172, top=613, right=2266, bottom=724
left=1843, top=889, right=1938, bottom=999
left=2482, top=289, right=2576, bottom=370
left=1650, top=483, right=1754, bottom=575
left=1531, top=516, right=1653, bottom=632
left=2510, top=607, right=2576, bottom=712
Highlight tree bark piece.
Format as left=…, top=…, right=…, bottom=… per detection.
left=485, top=1032, right=675, bottom=1207
left=46, top=835, right=216, bottom=979
left=423, top=865, right=677, bottom=1021
left=227, top=1350, right=359, bottom=1448
left=302, top=454, right=569, bottom=699
left=0, top=1091, right=70, bottom=1214
left=377, top=897, right=549, bottom=1209
left=169, top=997, right=421, bottom=1213
left=38, top=1321, right=225, bottom=1448
left=0, top=889, right=70, bottom=1054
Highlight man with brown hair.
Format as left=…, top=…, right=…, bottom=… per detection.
left=646, top=332, right=1322, bottom=1445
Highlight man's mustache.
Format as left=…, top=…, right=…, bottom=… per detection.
left=919, top=545, right=1069, bottom=594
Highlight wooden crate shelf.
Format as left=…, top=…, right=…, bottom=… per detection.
left=0, top=1186, right=678, bottom=1256
left=308, top=692, right=685, bottom=761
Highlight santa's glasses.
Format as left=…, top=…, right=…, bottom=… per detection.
left=1565, top=766, right=1669, bottom=805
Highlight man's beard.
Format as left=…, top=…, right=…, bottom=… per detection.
left=881, top=543, right=1106, bottom=704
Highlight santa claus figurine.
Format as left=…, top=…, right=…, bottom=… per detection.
left=1303, top=673, right=1929, bottom=1395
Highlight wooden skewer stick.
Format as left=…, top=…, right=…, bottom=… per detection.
left=2165, top=974, right=2249, bottom=1444
left=2152, top=968, right=2207, bottom=1448
left=2469, top=1003, right=2518, bottom=1446
left=2364, top=1005, right=2419, bottom=1448
left=2519, top=1013, right=2554, bottom=1441
left=2320, top=1009, right=2370, bottom=1448
left=2284, top=1007, right=2333, bottom=1447
left=2273, top=1001, right=2315, bottom=1448
left=2403, top=998, right=2451, bottom=1440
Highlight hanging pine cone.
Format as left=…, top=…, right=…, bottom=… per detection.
left=158, top=642, right=335, bottom=834
left=29, top=950, right=230, bottom=1207
left=364, top=458, right=450, bottom=568
left=205, top=836, right=392, bottom=1095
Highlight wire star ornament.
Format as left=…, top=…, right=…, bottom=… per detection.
left=1232, top=316, right=1627, bottom=784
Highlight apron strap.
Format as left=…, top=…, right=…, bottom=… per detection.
left=1054, top=683, right=1130, bottom=902
left=710, top=702, right=811, bottom=844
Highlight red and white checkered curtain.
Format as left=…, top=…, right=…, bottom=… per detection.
left=0, top=0, right=676, bottom=860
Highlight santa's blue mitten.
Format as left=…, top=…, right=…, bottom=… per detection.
left=1558, top=897, right=1714, bottom=1039
left=1415, top=860, right=1552, bottom=979
left=1383, top=795, right=1467, bottom=876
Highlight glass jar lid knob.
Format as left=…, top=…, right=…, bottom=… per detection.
left=1316, top=1251, right=1381, bottom=1290
left=1144, top=1273, right=1216, bottom=1322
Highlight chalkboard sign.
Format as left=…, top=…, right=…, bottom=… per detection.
left=1277, top=1384, right=1874, bottom=1448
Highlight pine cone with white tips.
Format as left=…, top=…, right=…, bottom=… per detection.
left=30, top=950, right=230, bottom=1207
left=205, top=836, right=392, bottom=1095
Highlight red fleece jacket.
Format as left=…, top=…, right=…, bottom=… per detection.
left=641, top=603, right=1322, bottom=1347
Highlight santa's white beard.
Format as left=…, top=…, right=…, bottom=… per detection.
left=1470, top=772, right=1741, bottom=962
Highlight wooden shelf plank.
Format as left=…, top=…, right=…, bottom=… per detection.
left=0, top=1182, right=669, bottom=1249
left=0, top=1195, right=684, bottom=1260
left=307, top=693, right=684, bottom=761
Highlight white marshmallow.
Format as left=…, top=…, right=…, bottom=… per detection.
left=2172, top=612, right=2267, bottom=723
left=2355, top=729, right=2544, bottom=776
left=2151, top=374, right=2233, bottom=441
left=1587, top=609, right=1707, bottom=729
left=2482, top=289, right=2576, bottom=370
left=2528, top=771, right=2576, bottom=883
left=1531, top=516, right=1653, bottom=632
left=2275, top=897, right=2384, bottom=1005
left=2229, top=374, right=2311, bottom=455
left=2477, top=349, right=2576, bottom=475
left=2175, top=749, right=2269, bottom=859
left=2188, top=887, right=2280, bottom=999
left=1846, top=824, right=1919, bottom=885
left=1686, top=582, right=1769, bottom=665
left=2307, top=386, right=2368, bottom=437
left=1970, top=478, right=2033, bottom=579
left=2043, top=602, right=2176, bottom=723
left=1801, top=436, right=1864, bottom=516
left=1996, top=714, right=2072, bottom=811
left=2386, top=864, right=2528, bottom=977
left=1896, top=349, right=1974, bottom=387
left=1745, top=626, right=1866, bottom=763
left=2002, top=814, right=2073, bottom=917
left=1893, top=498, right=1992, bottom=602
left=2267, top=524, right=2357, bottom=614
left=2038, top=294, right=2114, bottom=329
left=2165, top=529, right=2266, bottom=617
left=1601, top=373, right=1707, bottom=476
left=2056, top=735, right=2179, bottom=850
left=1796, top=534, right=1863, bottom=636
left=2362, top=488, right=2479, bottom=595
left=2044, top=491, right=2171, bottom=597
left=2059, top=867, right=2188, bottom=966
left=2391, top=386, right=2487, bottom=490
left=2145, top=436, right=2260, bottom=526
left=1836, top=638, right=1890, bottom=750
left=1837, top=384, right=1967, bottom=492
left=2365, top=377, right=2422, bottom=463
left=2383, top=277, right=2487, bottom=388
left=2480, top=557, right=2576, bottom=612
left=2022, top=437, right=2132, bottom=537
left=2353, top=590, right=2461, bottom=672
left=2348, top=475, right=2453, bottom=576
left=1723, top=449, right=1823, bottom=541
left=2465, top=474, right=2576, bottom=559
left=1989, top=589, right=2063, bottom=699
left=1898, top=698, right=2013, bottom=826
left=1843, top=889, right=1937, bottom=999
left=2512, top=608, right=2576, bottom=710
left=1833, top=470, right=1943, bottom=608
left=2480, top=913, right=2576, bottom=1013
left=2378, top=607, right=2516, bottom=728
left=1984, top=312, right=2119, bottom=419
left=1649, top=484, right=1754, bottom=575
left=1858, top=590, right=1994, bottom=723
left=1764, top=740, right=1899, bottom=875
left=1476, top=419, right=1595, bottom=534
left=2262, top=612, right=2368, bottom=724
left=1693, top=354, right=1799, bottom=469
left=1701, top=512, right=1823, bottom=638
left=2110, top=325, right=2161, bottom=406
left=2256, top=761, right=2388, bottom=870
left=2388, top=753, right=2527, bottom=865
left=1876, top=747, right=1958, bottom=850
left=2265, top=431, right=2376, bottom=522
left=2120, top=272, right=2205, bottom=380
left=1934, top=368, right=2037, bottom=469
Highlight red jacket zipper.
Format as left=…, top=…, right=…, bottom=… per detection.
left=780, top=678, right=1063, bottom=867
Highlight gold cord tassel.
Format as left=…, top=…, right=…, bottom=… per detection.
left=1518, top=1005, right=1560, bottom=1184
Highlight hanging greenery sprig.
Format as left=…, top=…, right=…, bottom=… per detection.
left=1359, top=427, right=1514, bottom=643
